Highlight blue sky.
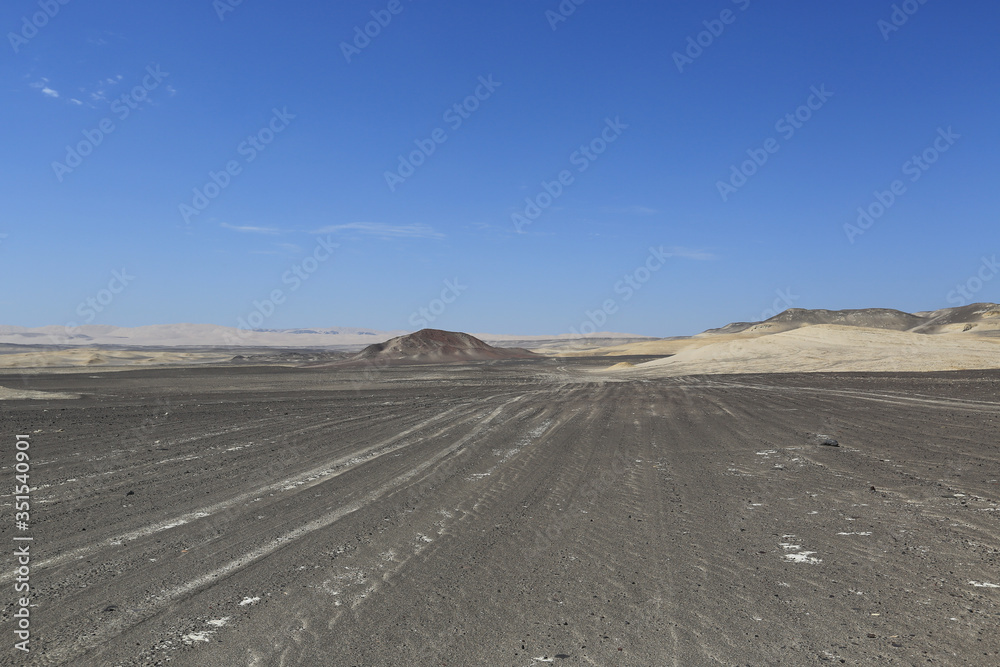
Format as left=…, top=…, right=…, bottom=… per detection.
left=2, top=1, right=998, bottom=337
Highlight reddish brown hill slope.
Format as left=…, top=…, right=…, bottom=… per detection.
left=351, top=329, right=538, bottom=364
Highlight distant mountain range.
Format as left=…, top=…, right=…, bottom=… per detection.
left=3, top=304, right=997, bottom=352
left=702, top=303, right=1000, bottom=337
left=0, top=323, right=648, bottom=350
left=580, top=303, right=1000, bottom=376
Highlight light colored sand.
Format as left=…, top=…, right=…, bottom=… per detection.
left=0, top=324, right=408, bottom=348
left=0, top=323, right=639, bottom=349
left=609, top=325, right=1000, bottom=377
left=0, top=348, right=235, bottom=372
left=933, top=320, right=1000, bottom=334
left=562, top=329, right=780, bottom=357
left=0, top=386, right=81, bottom=400
left=568, top=304, right=1000, bottom=357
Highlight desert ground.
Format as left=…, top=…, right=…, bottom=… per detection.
left=565, top=305, right=1000, bottom=377
left=2, top=358, right=999, bottom=666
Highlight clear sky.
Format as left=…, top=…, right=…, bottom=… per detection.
left=2, top=1, right=998, bottom=337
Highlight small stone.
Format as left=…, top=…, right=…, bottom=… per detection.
left=813, top=434, right=839, bottom=447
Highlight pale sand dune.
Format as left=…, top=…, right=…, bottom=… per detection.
left=610, top=325, right=1000, bottom=376
left=0, top=386, right=81, bottom=400
left=560, top=330, right=777, bottom=357
left=0, top=323, right=637, bottom=349
left=0, top=348, right=235, bottom=372
left=569, top=303, right=1000, bottom=357
left=933, top=320, right=1000, bottom=335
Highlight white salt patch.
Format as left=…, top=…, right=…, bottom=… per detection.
left=969, top=581, right=1000, bottom=588
left=239, top=597, right=261, bottom=606
left=837, top=532, right=872, bottom=536
left=206, top=617, right=230, bottom=627
left=784, top=551, right=822, bottom=564
left=182, top=631, right=213, bottom=644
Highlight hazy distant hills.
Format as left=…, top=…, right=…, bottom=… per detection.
left=591, top=303, right=1000, bottom=376
left=702, top=304, right=1000, bottom=337
left=0, top=323, right=650, bottom=350
left=705, top=308, right=923, bottom=335
left=0, top=323, right=408, bottom=348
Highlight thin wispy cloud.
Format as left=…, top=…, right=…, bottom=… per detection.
left=87, top=74, right=123, bottom=104
left=220, top=222, right=284, bottom=235
left=313, top=222, right=444, bottom=240
left=30, top=79, right=59, bottom=98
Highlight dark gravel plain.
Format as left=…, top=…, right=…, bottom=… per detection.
left=1, top=360, right=999, bottom=666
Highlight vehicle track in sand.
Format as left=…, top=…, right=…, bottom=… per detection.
left=1, top=364, right=998, bottom=665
